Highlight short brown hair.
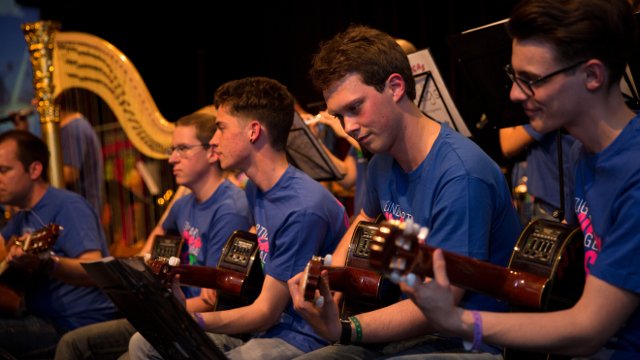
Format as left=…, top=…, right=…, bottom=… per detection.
left=214, top=77, right=294, bottom=151
left=310, top=25, right=416, bottom=100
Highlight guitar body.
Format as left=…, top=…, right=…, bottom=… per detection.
left=215, top=230, right=263, bottom=310
left=368, top=219, right=584, bottom=360
left=0, top=224, right=62, bottom=316
left=343, top=221, right=401, bottom=316
left=301, top=221, right=401, bottom=317
left=147, top=230, right=264, bottom=311
left=503, top=219, right=585, bottom=360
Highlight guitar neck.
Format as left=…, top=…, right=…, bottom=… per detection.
left=323, top=266, right=382, bottom=299
left=411, top=245, right=549, bottom=308
left=172, top=265, right=247, bottom=297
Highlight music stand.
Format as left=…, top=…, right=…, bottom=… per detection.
left=82, top=257, right=228, bottom=360
left=408, top=48, right=472, bottom=137
left=286, top=112, right=344, bottom=182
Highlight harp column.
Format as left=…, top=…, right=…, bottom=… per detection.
left=22, top=21, right=64, bottom=188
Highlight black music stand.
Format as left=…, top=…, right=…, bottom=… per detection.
left=286, top=112, right=344, bottom=182
left=82, top=257, right=228, bottom=360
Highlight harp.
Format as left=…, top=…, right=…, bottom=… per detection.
left=22, top=21, right=177, bottom=255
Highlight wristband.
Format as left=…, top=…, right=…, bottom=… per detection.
left=339, top=318, right=352, bottom=345
left=349, top=316, right=362, bottom=344
left=193, top=312, right=205, bottom=329
left=463, top=310, right=483, bottom=352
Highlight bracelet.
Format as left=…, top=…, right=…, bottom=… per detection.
left=193, top=312, right=205, bottom=329
left=463, top=310, right=483, bottom=352
left=339, top=318, right=352, bottom=345
left=349, top=316, right=362, bottom=344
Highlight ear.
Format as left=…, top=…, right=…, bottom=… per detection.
left=386, top=73, right=406, bottom=102
left=583, top=59, right=606, bottom=92
left=248, top=121, right=262, bottom=144
left=29, top=161, right=43, bottom=181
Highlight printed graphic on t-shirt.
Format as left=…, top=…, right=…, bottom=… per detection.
left=181, top=221, right=202, bottom=265
left=382, top=200, right=414, bottom=222
left=256, top=223, right=269, bottom=264
left=575, top=197, right=601, bottom=274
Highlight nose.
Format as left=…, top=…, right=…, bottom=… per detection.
left=342, top=116, right=359, bottom=137
left=509, top=82, right=527, bottom=103
left=168, top=150, right=179, bottom=164
left=209, top=131, right=219, bottom=147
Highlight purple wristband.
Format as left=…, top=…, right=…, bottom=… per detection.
left=470, top=310, right=483, bottom=352
left=193, top=312, right=205, bottom=329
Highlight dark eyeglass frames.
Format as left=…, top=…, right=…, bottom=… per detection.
left=504, top=60, right=588, bottom=97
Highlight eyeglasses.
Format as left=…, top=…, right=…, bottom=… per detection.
left=504, top=60, right=587, bottom=97
left=165, top=143, right=210, bottom=157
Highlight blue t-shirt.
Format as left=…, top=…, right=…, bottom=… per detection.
left=1, top=187, right=117, bottom=331
left=572, top=114, right=640, bottom=356
left=61, top=115, right=104, bottom=214
left=162, top=180, right=253, bottom=298
left=523, top=124, right=576, bottom=221
left=364, top=123, right=521, bottom=310
left=245, top=165, right=348, bottom=352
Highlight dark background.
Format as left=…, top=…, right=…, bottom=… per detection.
left=18, top=0, right=523, bottom=162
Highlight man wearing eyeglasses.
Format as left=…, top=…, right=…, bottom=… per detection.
left=54, top=111, right=253, bottom=360
left=398, top=0, right=640, bottom=359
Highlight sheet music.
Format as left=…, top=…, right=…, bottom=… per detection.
left=409, top=49, right=472, bottom=137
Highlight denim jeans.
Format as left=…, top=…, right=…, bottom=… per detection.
left=128, top=331, right=304, bottom=360
left=54, top=318, right=135, bottom=360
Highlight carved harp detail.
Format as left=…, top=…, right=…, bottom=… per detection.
left=23, top=20, right=174, bottom=160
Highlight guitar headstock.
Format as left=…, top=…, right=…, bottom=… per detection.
left=301, top=255, right=330, bottom=307
left=368, top=219, right=429, bottom=285
left=13, top=223, right=63, bottom=253
left=145, top=256, right=181, bottom=285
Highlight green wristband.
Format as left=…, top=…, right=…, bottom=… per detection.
left=349, top=316, right=362, bottom=344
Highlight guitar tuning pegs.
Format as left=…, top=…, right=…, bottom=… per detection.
left=389, top=270, right=402, bottom=284
left=168, top=256, right=181, bottom=266
left=324, top=254, right=333, bottom=266
left=402, top=273, right=417, bottom=287
left=417, top=227, right=429, bottom=243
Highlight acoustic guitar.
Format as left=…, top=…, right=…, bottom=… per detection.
left=368, top=219, right=584, bottom=359
left=146, top=230, right=264, bottom=310
left=301, top=221, right=401, bottom=317
left=0, top=224, right=63, bottom=316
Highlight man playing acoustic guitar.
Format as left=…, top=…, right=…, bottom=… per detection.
left=0, top=130, right=118, bottom=359
left=54, top=111, right=254, bottom=359
left=128, top=77, right=349, bottom=359
left=399, top=0, right=640, bottom=359
left=288, top=25, right=522, bottom=359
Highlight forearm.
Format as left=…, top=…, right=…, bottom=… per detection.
left=197, top=301, right=278, bottom=335
left=355, top=299, right=432, bottom=343
left=50, top=256, right=97, bottom=286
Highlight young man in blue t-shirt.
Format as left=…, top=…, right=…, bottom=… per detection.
left=54, top=111, right=253, bottom=359
left=398, top=0, right=640, bottom=359
left=287, top=25, right=523, bottom=358
left=0, top=130, right=118, bottom=359
left=128, top=77, right=349, bottom=359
